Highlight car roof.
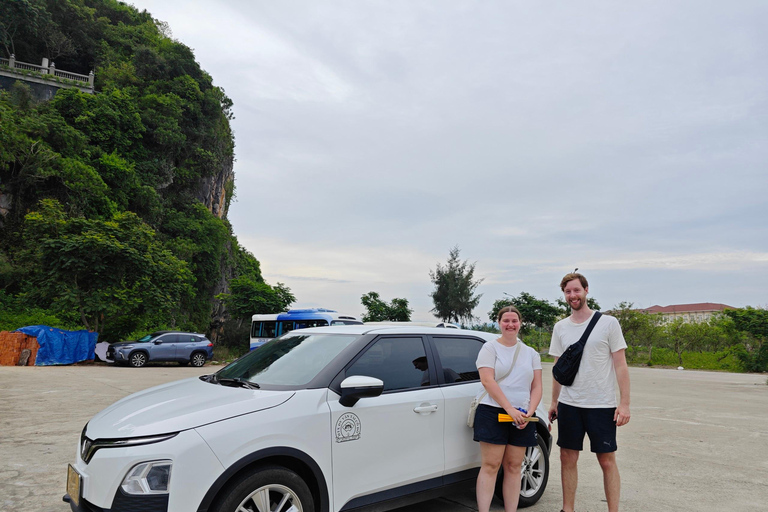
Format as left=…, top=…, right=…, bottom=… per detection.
left=288, top=324, right=499, bottom=341
left=151, top=331, right=203, bottom=336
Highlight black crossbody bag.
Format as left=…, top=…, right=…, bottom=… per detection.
left=552, top=311, right=602, bottom=386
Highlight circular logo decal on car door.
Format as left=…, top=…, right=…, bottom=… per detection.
left=335, top=413, right=361, bottom=443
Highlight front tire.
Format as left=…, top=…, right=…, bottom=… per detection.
left=495, top=432, right=550, bottom=508
left=190, top=352, right=207, bottom=367
left=213, top=466, right=314, bottom=512
left=129, top=351, right=147, bottom=368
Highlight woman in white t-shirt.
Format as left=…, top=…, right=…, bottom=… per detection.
left=474, top=306, right=543, bottom=512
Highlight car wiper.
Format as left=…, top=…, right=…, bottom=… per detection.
left=216, top=377, right=260, bottom=390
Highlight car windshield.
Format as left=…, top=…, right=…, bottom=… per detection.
left=136, top=335, right=153, bottom=342
left=216, top=333, right=357, bottom=386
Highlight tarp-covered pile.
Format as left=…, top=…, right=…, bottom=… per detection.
left=14, top=325, right=98, bottom=365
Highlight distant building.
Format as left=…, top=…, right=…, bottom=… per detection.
left=639, top=303, right=734, bottom=323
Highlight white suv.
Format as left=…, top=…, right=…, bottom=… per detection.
left=65, top=325, right=551, bottom=512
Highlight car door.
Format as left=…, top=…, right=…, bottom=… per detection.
left=429, top=335, right=486, bottom=474
left=175, top=334, right=199, bottom=361
left=329, top=335, right=444, bottom=510
left=150, top=334, right=177, bottom=361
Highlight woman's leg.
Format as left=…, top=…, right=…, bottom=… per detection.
left=501, top=444, right=526, bottom=512
left=477, top=441, right=506, bottom=512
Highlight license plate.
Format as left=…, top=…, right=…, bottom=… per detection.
left=67, top=464, right=81, bottom=507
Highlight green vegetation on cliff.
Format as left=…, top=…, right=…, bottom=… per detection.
left=0, top=0, right=292, bottom=343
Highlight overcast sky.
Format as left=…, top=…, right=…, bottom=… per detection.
left=130, top=0, right=768, bottom=322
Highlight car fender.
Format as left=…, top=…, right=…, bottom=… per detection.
left=195, top=446, right=329, bottom=512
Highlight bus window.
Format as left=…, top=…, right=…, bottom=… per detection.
left=251, top=321, right=261, bottom=338
left=279, top=321, right=294, bottom=335
left=262, top=321, right=277, bottom=338
left=296, top=319, right=328, bottom=329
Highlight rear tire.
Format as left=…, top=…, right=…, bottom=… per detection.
left=213, top=466, right=314, bottom=512
left=129, top=351, right=147, bottom=368
left=495, top=432, right=550, bottom=508
left=190, top=352, right=206, bottom=367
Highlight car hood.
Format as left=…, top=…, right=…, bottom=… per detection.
left=86, top=377, right=294, bottom=439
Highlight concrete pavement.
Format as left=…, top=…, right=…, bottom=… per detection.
left=1, top=363, right=766, bottom=512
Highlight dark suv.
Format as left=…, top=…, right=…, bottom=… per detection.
left=107, top=331, right=213, bottom=367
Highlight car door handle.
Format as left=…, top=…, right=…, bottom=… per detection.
left=413, top=403, right=439, bottom=414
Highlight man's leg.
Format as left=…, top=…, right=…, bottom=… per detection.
left=596, top=452, right=620, bottom=512
left=556, top=403, right=585, bottom=512
left=560, top=448, right=579, bottom=512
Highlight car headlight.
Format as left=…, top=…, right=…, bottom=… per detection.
left=121, top=460, right=172, bottom=495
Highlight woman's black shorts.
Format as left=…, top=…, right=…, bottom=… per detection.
left=473, top=404, right=537, bottom=447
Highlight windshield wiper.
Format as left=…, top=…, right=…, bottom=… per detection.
left=216, top=377, right=260, bottom=390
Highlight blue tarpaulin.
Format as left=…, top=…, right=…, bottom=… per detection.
left=14, top=326, right=98, bottom=366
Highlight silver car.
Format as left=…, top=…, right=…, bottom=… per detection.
left=107, top=331, right=213, bottom=367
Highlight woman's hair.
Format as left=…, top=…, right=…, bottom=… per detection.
left=496, top=305, right=523, bottom=323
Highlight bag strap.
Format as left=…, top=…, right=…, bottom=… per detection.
left=575, top=311, right=602, bottom=347
left=477, top=341, right=521, bottom=401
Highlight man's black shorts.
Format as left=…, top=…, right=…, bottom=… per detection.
left=556, top=402, right=617, bottom=453
left=473, top=404, right=537, bottom=447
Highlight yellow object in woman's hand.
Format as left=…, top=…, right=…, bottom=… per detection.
left=498, top=414, right=539, bottom=423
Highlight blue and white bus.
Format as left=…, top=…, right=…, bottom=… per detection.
left=249, top=308, right=363, bottom=350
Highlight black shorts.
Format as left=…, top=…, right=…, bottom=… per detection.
left=556, top=402, right=617, bottom=453
left=473, top=404, right=537, bottom=447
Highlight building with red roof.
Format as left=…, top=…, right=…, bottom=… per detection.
left=639, top=303, right=734, bottom=323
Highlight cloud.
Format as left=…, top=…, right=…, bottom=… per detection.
left=129, top=0, right=768, bottom=317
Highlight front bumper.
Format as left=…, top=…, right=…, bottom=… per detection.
left=68, top=429, right=224, bottom=512
left=65, top=490, right=168, bottom=512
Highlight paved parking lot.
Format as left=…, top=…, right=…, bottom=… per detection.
left=1, top=362, right=766, bottom=512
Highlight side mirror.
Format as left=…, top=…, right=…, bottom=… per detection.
left=339, top=375, right=384, bottom=407
left=154, top=340, right=163, bottom=344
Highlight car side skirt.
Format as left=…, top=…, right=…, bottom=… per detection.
left=339, top=468, right=479, bottom=512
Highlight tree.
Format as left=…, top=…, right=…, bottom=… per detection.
left=217, top=279, right=295, bottom=326
left=612, top=302, right=664, bottom=362
left=360, top=292, right=412, bottom=322
left=488, top=292, right=561, bottom=334
left=429, top=246, right=482, bottom=324
left=0, top=0, right=42, bottom=58
left=21, top=199, right=194, bottom=340
left=662, top=319, right=718, bottom=367
left=722, top=307, right=768, bottom=372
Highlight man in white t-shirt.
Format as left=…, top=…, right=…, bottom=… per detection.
left=548, top=273, right=631, bottom=512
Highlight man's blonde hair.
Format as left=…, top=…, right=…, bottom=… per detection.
left=560, top=272, right=588, bottom=291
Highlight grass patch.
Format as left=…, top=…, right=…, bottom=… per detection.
left=627, top=347, right=742, bottom=372
left=212, top=345, right=248, bottom=365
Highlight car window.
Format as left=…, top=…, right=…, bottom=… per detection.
left=431, top=336, right=485, bottom=383
left=346, top=337, right=429, bottom=392
left=158, top=334, right=178, bottom=343
left=216, top=333, right=358, bottom=386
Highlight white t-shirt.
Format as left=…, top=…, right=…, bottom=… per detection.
left=476, top=340, right=542, bottom=411
left=549, top=312, right=627, bottom=408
